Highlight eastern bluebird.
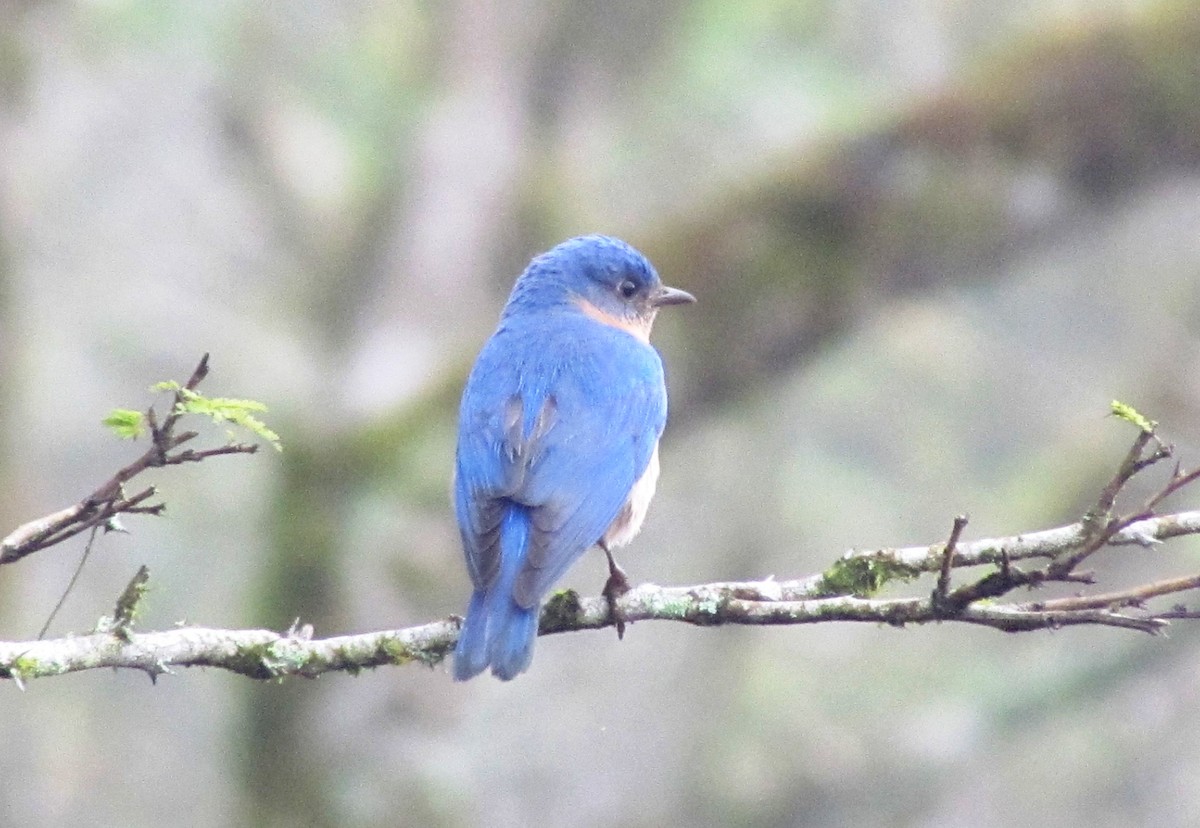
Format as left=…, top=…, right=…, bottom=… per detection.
left=452, top=235, right=694, bottom=681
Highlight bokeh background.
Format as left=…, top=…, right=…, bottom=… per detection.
left=2, top=1, right=1200, bottom=826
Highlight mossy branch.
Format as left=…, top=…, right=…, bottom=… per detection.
left=2, top=499, right=1199, bottom=685
left=5, top=391, right=1200, bottom=684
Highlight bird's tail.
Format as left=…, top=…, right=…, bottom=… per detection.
left=453, top=506, right=539, bottom=681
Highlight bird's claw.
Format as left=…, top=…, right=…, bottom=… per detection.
left=602, top=556, right=631, bottom=639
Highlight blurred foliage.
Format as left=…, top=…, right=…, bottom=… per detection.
left=651, top=1, right=1200, bottom=408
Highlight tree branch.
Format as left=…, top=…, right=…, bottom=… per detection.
left=0, top=354, right=259, bottom=565
left=4, top=516, right=1198, bottom=685
left=4, top=387, right=1200, bottom=685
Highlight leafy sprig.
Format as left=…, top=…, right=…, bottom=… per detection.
left=103, top=382, right=281, bottom=451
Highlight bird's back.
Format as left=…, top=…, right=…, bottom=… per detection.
left=457, top=310, right=667, bottom=517
left=453, top=311, right=667, bottom=679
left=451, top=233, right=692, bottom=680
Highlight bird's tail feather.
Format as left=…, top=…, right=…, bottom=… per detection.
left=453, top=506, right=539, bottom=681
left=452, top=588, right=490, bottom=680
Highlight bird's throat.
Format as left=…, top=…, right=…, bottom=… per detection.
left=574, top=298, right=652, bottom=344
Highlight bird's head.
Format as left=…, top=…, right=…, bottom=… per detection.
left=504, top=235, right=695, bottom=342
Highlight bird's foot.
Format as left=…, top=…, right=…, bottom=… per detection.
left=601, top=545, right=631, bottom=639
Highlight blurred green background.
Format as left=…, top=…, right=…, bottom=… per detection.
left=2, top=1, right=1200, bottom=826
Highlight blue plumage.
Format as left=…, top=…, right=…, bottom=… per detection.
left=452, top=235, right=694, bottom=680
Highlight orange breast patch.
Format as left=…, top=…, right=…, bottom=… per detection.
left=576, top=298, right=652, bottom=344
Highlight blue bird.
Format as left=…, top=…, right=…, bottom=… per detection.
left=452, top=235, right=695, bottom=681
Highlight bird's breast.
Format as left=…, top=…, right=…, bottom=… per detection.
left=601, top=442, right=660, bottom=549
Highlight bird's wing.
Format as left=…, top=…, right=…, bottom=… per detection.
left=511, top=364, right=664, bottom=608
left=454, top=323, right=666, bottom=606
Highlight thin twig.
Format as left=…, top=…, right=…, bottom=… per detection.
left=0, top=355, right=257, bottom=566
left=933, top=514, right=969, bottom=607
left=32, top=488, right=159, bottom=552
left=1030, top=573, right=1200, bottom=613
left=37, top=525, right=102, bottom=640
left=1144, top=465, right=1200, bottom=514
left=1043, top=425, right=1175, bottom=581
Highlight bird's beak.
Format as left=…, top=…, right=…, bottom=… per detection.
left=651, top=285, right=697, bottom=307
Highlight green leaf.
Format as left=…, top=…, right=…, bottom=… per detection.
left=102, top=409, right=146, bottom=440
left=1110, top=400, right=1157, bottom=434
left=147, top=378, right=283, bottom=450
left=174, top=388, right=282, bottom=451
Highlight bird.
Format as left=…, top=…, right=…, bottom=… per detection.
left=451, top=235, right=695, bottom=681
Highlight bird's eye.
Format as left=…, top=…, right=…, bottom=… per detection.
left=617, top=279, right=638, bottom=299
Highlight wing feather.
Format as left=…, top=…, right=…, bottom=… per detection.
left=455, top=319, right=667, bottom=608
